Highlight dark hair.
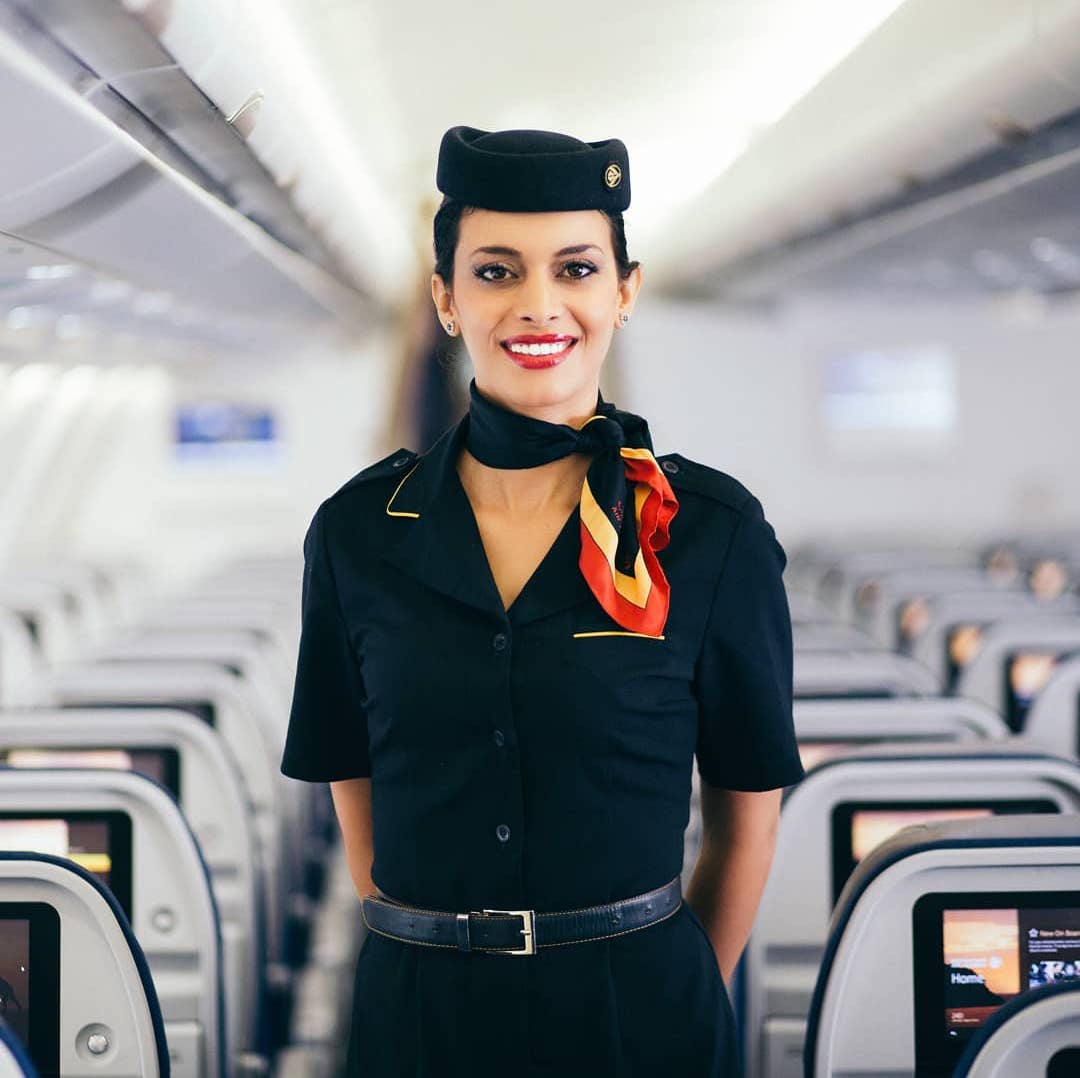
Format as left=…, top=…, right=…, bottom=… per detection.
left=432, top=196, right=640, bottom=287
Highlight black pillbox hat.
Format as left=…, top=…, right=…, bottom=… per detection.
left=436, top=125, right=630, bottom=213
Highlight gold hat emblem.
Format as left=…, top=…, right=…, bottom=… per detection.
left=604, top=163, right=622, bottom=189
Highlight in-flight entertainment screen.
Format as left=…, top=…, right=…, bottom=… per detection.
left=831, top=800, right=1059, bottom=902
left=913, top=892, right=1080, bottom=1077
left=0, top=904, right=60, bottom=1077
left=0, top=813, right=132, bottom=917
left=0, top=746, right=181, bottom=799
left=1003, top=649, right=1078, bottom=733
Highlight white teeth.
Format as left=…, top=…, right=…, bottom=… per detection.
left=507, top=340, right=572, bottom=356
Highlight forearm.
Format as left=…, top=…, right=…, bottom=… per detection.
left=330, top=778, right=377, bottom=901
left=684, top=825, right=778, bottom=984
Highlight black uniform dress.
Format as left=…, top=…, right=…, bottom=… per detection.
left=281, top=410, right=805, bottom=1077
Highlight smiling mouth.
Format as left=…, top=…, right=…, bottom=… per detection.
left=500, top=338, right=577, bottom=368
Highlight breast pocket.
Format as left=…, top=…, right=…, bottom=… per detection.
left=564, top=603, right=684, bottom=689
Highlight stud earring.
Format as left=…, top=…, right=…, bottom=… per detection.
left=446, top=319, right=455, bottom=334
left=619, top=313, right=629, bottom=325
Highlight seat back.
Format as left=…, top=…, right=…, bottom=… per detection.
left=953, top=616, right=1080, bottom=730
left=41, top=662, right=288, bottom=959
left=805, top=815, right=1080, bottom=1078
left=0, top=708, right=262, bottom=1058
left=746, top=746, right=1080, bottom=1078
left=0, top=770, right=223, bottom=1077
left=794, top=651, right=941, bottom=699
left=793, top=696, right=1007, bottom=772
left=907, top=591, right=1063, bottom=687
left=953, top=980, right=1080, bottom=1078
left=1024, top=655, right=1080, bottom=759
left=0, top=852, right=169, bottom=1077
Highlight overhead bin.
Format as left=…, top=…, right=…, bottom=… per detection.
left=0, top=5, right=374, bottom=337
left=654, top=0, right=1080, bottom=301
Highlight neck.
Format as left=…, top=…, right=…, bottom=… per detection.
left=457, top=448, right=593, bottom=515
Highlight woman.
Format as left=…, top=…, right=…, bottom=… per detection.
left=281, top=125, right=805, bottom=1077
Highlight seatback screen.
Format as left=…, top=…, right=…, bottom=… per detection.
left=913, top=891, right=1080, bottom=1076
left=0, top=814, right=132, bottom=918
left=1003, top=650, right=1078, bottom=733
left=0, top=747, right=181, bottom=799
left=831, top=800, right=1059, bottom=902
left=0, top=904, right=60, bottom=1077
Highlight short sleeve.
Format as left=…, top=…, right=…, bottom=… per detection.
left=693, top=495, right=805, bottom=791
left=281, top=503, right=372, bottom=782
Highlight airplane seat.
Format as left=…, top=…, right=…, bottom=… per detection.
left=952, top=616, right=1080, bottom=730
left=41, top=662, right=290, bottom=963
left=0, top=851, right=169, bottom=1077
left=0, top=708, right=265, bottom=1062
left=0, top=769, right=225, bottom=1078
left=0, top=1018, right=38, bottom=1078
left=1024, top=654, right=1080, bottom=759
left=794, top=650, right=941, bottom=700
left=952, top=979, right=1080, bottom=1078
left=744, top=744, right=1080, bottom=1078
left=804, top=815, right=1080, bottom=1078
left=907, top=591, right=1077, bottom=688
left=792, top=697, right=1008, bottom=774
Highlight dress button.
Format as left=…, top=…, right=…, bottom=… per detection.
left=392, top=454, right=411, bottom=468
left=661, top=459, right=679, bottom=474
left=496, top=824, right=511, bottom=843
left=493, top=729, right=505, bottom=748
left=492, top=632, right=508, bottom=652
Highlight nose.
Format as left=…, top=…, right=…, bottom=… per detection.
left=514, top=272, right=561, bottom=326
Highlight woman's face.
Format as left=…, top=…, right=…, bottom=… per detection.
left=432, top=208, right=641, bottom=421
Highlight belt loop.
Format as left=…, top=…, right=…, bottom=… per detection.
left=455, top=912, right=471, bottom=952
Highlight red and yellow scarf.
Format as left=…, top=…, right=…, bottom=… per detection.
left=466, top=379, right=678, bottom=636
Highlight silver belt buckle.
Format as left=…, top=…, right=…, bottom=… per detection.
left=477, top=907, right=537, bottom=956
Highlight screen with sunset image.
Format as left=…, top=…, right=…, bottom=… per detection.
left=942, top=907, right=1020, bottom=1032
left=831, top=800, right=1059, bottom=903
left=914, top=892, right=1080, bottom=1076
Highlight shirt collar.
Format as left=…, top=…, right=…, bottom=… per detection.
left=379, top=411, right=591, bottom=625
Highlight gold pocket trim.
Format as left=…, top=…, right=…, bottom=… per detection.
left=571, top=630, right=665, bottom=640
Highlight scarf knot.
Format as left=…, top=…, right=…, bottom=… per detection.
left=465, top=380, right=678, bottom=637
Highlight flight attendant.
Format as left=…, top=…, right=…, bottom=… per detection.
left=281, top=124, right=804, bottom=1077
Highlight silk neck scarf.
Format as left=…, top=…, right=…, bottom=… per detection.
left=465, top=378, right=679, bottom=637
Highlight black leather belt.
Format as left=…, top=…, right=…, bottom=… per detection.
left=361, top=875, right=682, bottom=956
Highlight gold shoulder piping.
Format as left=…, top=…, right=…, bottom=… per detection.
left=385, top=460, right=421, bottom=518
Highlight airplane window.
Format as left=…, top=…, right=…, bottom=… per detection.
left=174, top=399, right=282, bottom=473
left=821, top=345, right=957, bottom=458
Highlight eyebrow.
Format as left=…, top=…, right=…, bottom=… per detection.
left=469, top=244, right=603, bottom=258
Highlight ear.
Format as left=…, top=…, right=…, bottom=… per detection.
left=431, top=272, right=454, bottom=322
left=616, top=263, right=643, bottom=324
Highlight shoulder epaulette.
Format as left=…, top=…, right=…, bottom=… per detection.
left=654, top=452, right=754, bottom=511
left=326, top=447, right=419, bottom=503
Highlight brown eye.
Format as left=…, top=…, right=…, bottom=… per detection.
left=561, top=260, right=597, bottom=280
left=474, top=264, right=512, bottom=282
